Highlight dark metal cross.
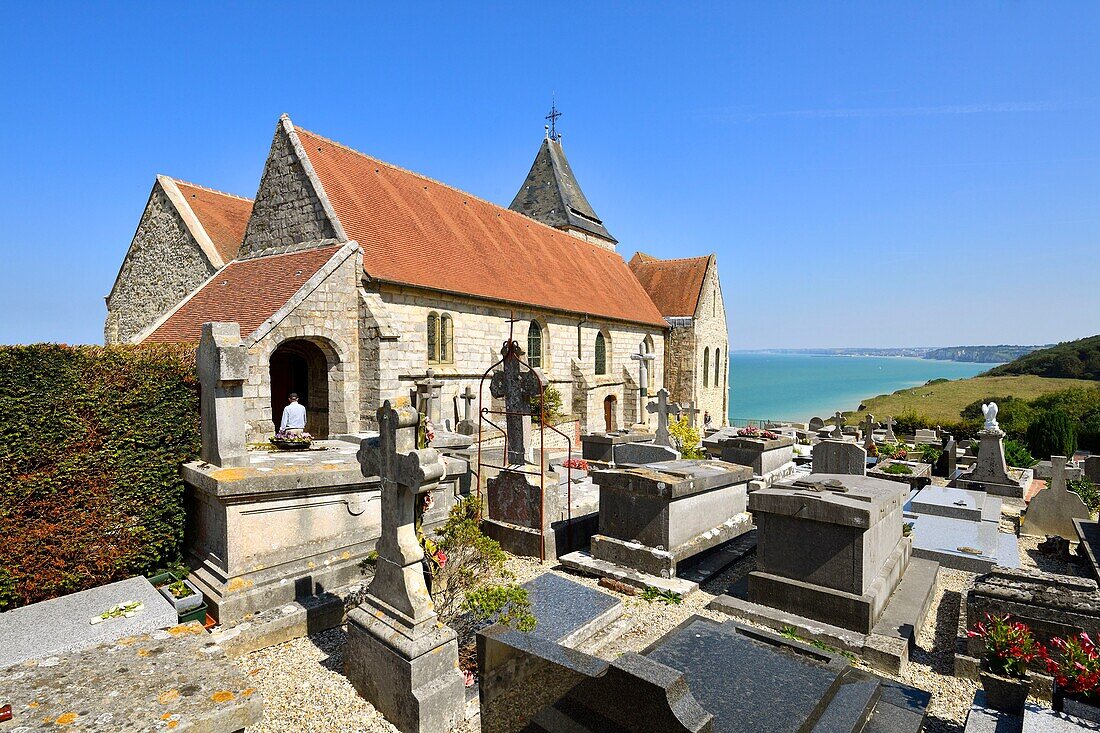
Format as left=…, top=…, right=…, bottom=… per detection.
left=545, top=102, right=561, bottom=141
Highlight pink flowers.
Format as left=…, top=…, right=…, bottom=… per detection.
left=433, top=549, right=448, bottom=569
left=562, top=458, right=590, bottom=471
left=736, top=426, right=780, bottom=440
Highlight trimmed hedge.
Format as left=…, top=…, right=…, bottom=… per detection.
left=0, top=344, right=199, bottom=610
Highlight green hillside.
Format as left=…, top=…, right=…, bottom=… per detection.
left=984, top=335, right=1100, bottom=380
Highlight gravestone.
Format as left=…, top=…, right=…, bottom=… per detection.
left=484, top=341, right=560, bottom=559
left=914, top=428, right=939, bottom=446
left=749, top=474, right=911, bottom=633
left=197, top=321, right=249, bottom=467
left=812, top=440, right=867, bottom=475
left=456, top=385, right=478, bottom=435
left=521, top=573, right=622, bottom=647
left=647, top=388, right=682, bottom=448
left=630, top=346, right=656, bottom=429
left=936, top=434, right=957, bottom=478
left=808, top=416, right=825, bottom=431
left=1022, top=455, right=1091, bottom=539
left=832, top=411, right=846, bottom=435
left=958, top=426, right=1031, bottom=497
left=861, top=414, right=877, bottom=451
left=883, top=417, right=898, bottom=443
left=1085, top=456, right=1100, bottom=485
left=561, top=460, right=753, bottom=593
left=614, top=441, right=680, bottom=467
left=345, top=401, right=464, bottom=733
left=478, top=615, right=930, bottom=733
left=415, top=368, right=444, bottom=424
left=682, top=400, right=700, bottom=429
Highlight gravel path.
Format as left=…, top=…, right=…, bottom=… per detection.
left=236, top=515, right=1091, bottom=732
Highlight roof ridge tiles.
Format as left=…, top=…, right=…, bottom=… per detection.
left=169, top=177, right=254, bottom=202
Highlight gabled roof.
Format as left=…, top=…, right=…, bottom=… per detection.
left=292, top=123, right=664, bottom=327
left=171, top=179, right=253, bottom=263
left=142, top=245, right=346, bottom=343
left=628, top=252, right=713, bottom=318
left=509, top=137, right=616, bottom=244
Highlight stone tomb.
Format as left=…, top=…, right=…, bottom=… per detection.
left=719, top=433, right=796, bottom=489
left=1022, top=455, right=1091, bottom=539
left=580, top=431, right=654, bottom=463
left=478, top=615, right=930, bottom=733
left=905, top=511, right=1020, bottom=573
left=868, top=458, right=933, bottom=491
left=748, top=474, right=912, bottom=634
left=612, top=440, right=680, bottom=467
left=958, top=428, right=1033, bottom=498
left=907, top=485, right=1002, bottom=523
left=0, top=576, right=177, bottom=669
left=561, top=460, right=753, bottom=595
left=812, top=439, right=867, bottom=475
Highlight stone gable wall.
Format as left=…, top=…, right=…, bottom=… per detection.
left=105, top=183, right=217, bottom=344
left=662, top=260, right=729, bottom=426
left=241, top=252, right=361, bottom=438
left=357, top=284, right=665, bottom=433
left=239, top=124, right=337, bottom=258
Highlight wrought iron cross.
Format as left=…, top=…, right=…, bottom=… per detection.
left=490, top=341, right=542, bottom=465
left=545, top=101, right=561, bottom=141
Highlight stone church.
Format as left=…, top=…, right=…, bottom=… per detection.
left=105, top=114, right=729, bottom=438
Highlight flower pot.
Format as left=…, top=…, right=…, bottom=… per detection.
left=980, top=670, right=1029, bottom=715
left=1054, top=684, right=1100, bottom=723
left=157, top=578, right=204, bottom=615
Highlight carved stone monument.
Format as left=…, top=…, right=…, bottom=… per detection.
left=860, top=414, right=877, bottom=451
left=811, top=440, right=867, bottom=475
left=958, top=420, right=1032, bottom=498
left=883, top=417, right=898, bottom=443
left=456, top=385, right=478, bottom=435
left=647, top=388, right=682, bottom=448
left=415, top=369, right=444, bottom=424
left=197, top=322, right=249, bottom=468
left=1022, top=456, right=1091, bottom=539
left=345, top=401, right=463, bottom=733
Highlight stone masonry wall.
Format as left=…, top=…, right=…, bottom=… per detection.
left=358, top=284, right=665, bottom=434
left=242, top=252, right=361, bottom=439
left=238, top=122, right=336, bottom=258
left=105, top=183, right=217, bottom=344
left=693, top=261, right=729, bottom=426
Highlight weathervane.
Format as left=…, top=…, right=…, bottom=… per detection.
left=545, top=96, right=562, bottom=142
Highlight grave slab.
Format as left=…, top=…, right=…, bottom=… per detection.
left=0, top=576, right=178, bottom=669
left=868, top=459, right=933, bottom=491
left=0, top=622, right=262, bottom=732
left=907, top=512, right=1020, bottom=573
left=963, top=691, right=1100, bottom=733
left=907, top=485, right=1002, bottom=523
left=579, top=431, right=653, bottom=463
left=1074, top=518, right=1100, bottom=583
left=521, top=573, right=622, bottom=648
left=612, top=441, right=680, bottom=466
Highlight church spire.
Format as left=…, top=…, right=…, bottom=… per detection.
left=509, top=107, right=617, bottom=249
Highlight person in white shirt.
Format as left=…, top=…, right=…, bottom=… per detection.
left=279, top=393, right=307, bottom=434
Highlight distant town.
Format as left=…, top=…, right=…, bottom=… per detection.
left=736, top=345, right=1049, bottom=363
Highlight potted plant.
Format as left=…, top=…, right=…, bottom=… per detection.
left=157, top=578, right=204, bottom=615
left=967, top=613, right=1043, bottom=714
left=270, top=431, right=313, bottom=450
left=1047, top=633, right=1100, bottom=722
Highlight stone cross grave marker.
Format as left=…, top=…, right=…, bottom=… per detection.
left=630, top=346, right=656, bottom=428
left=831, top=411, right=845, bottom=439
left=349, top=401, right=462, bottom=732
left=860, top=414, right=876, bottom=450
left=197, top=322, right=250, bottom=468
left=415, top=368, right=444, bottom=424
left=647, top=388, right=682, bottom=448
left=884, top=417, right=897, bottom=442
left=682, top=400, right=700, bottom=429
left=490, top=342, right=542, bottom=465
left=456, top=385, right=477, bottom=436
left=1022, top=455, right=1091, bottom=540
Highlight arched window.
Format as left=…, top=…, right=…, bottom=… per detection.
left=528, top=321, right=543, bottom=368
left=703, top=347, right=710, bottom=388
left=440, top=315, right=453, bottom=364
left=594, top=332, right=607, bottom=375
left=427, top=312, right=439, bottom=363
left=714, top=348, right=721, bottom=388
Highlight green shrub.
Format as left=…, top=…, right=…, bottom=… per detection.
left=1026, top=410, right=1078, bottom=460
left=1004, top=439, right=1037, bottom=469
left=530, top=383, right=565, bottom=425
left=917, top=443, right=943, bottom=465
left=1070, top=478, right=1100, bottom=514
left=882, top=463, right=914, bottom=475
left=0, top=343, right=199, bottom=611
left=669, top=416, right=705, bottom=459
left=1080, top=408, right=1100, bottom=453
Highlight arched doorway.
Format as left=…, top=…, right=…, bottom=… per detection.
left=270, top=339, right=331, bottom=438
left=603, top=395, right=617, bottom=432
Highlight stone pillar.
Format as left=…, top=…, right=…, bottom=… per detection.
left=345, top=401, right=463, bottom=733
left=969, top=428, right=1013, bottom=486
left=196, top=322, right=249, bottom=468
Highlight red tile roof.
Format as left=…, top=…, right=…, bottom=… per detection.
left=294, top=127, right=667, bottom=328
left=628, top=253, right=711, bottom=318
left=173, top=180, right=253, bottom=263
left=144, top=246, right=343, bottom=343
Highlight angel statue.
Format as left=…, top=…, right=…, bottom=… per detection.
left=981, top=402, right=999, bottom=431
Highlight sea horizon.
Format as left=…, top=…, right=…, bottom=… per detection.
left=727, top=352, right=995, bottom=423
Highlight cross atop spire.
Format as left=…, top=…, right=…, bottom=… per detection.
left=545, top=98, right=562, bottom=141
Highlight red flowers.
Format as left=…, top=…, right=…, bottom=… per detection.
left=433, top=549, right=448, bottom=569
left=736, top=427, right=781, bottom=440
left=562, top=458, right=590, bottom=471
left=968, top=613, right=1045, bottom=678
left=1047, top=633, right=1100, bottom=699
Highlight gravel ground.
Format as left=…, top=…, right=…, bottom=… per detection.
left=236, top=513, right=1092, bottom=732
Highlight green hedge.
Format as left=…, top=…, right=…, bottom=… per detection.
left=0, top=344, right=199, bottom=610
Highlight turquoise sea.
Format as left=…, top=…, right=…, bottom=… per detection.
left=727, top=353, right=994, bottom=423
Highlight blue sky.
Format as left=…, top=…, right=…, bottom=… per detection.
left=1, top=2, right=1098, bottom=349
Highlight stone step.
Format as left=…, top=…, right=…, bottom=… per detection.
left=809, top=674, right=880, bottom=733
left=574, top=613, right=639, bottom=656
left=676, top=529, right=757, bottom=585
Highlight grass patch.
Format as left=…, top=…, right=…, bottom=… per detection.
left=881, top=463, right=914, bottom=475
left=849, top=376, right=1093, bottom=424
